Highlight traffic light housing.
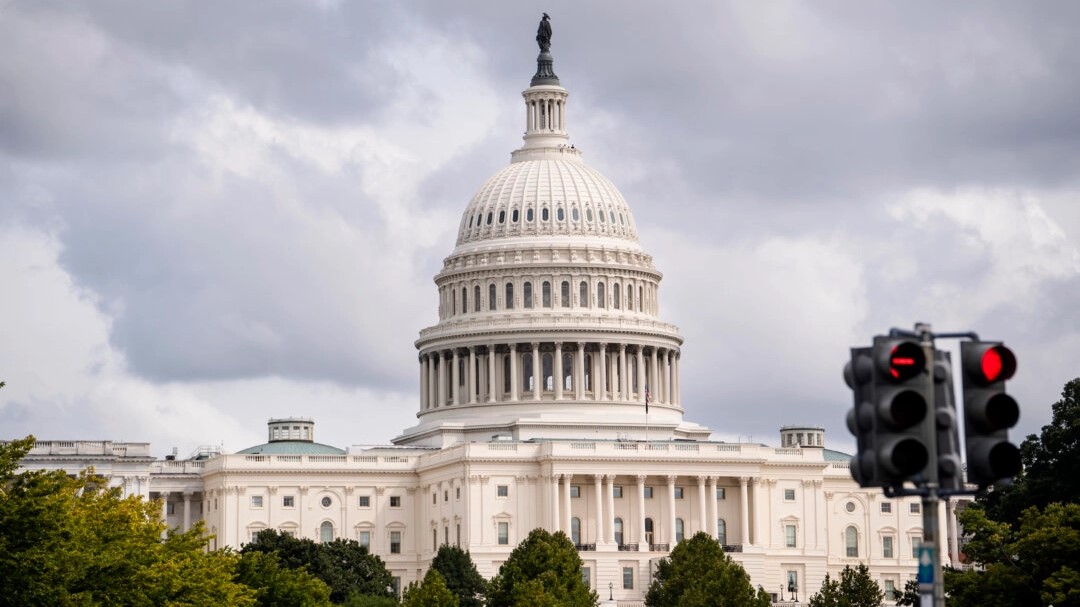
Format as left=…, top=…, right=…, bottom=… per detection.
left=933, top=350, right=964, bottom=492
left=845, top=347, right=879, bottom=487
left=870, top=337, right=933, bottom=486
left=960, top=341, right=1021, bottom=487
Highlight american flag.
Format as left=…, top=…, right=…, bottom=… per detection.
left=644, top=384, right=651, bottom=414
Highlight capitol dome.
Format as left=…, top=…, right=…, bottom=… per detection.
left=397, top=29, right=708, bottom=448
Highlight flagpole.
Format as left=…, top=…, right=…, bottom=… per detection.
left=645, top=384, right=650, bottom=443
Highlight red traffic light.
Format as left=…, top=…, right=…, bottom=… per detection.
left=963, top=343, right=1017, bottom=385
left=878, top=341, right=926, bottom=382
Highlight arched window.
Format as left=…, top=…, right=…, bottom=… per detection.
left=452, top=290, right=457, bottom=315
left=523, top=353, right=534, bottom=391
left=561, top=281, right=570, bottom=307
left=542, top=208, right=550, bottom=222
left=511, top=209, right=519, bottom=223
left=586, top=208, right=593, bottom=222
left=557, top=207, right=565, bottom=221
left=638, top=286, right=644, bottom=311
left=675, top=518, right=685, bottom=543
left=572, top=206, right=580, bottom=221
left=563, top=353, right=573, bottom=390
left=583, top=354, right=592, bottom=391
left=613, top=283, right=621, bottom=309
left=717, top=519, right=727, bottom=545
left=523, top=282, right=533, bottom=308
left=571, top=517, right=581, bottom=545
left=626, top=285, right=633, bottom=310
left=845, top=526, right=859, bottom=557
left=542, top=353, right=553, bottom=390
left=474, top=286, right=481, bottom=312
left=461, top=287, right=467, bottom=314
left=579, top=281, right=589, bottom=307
left=597, top=282, right=606, bottom=308
left=614, top=518, right=624, bottom=546
left=320, top=521, right=334, bottom=543
left=598, top=208, right=606, bottom=223
left=542, top=281, right=552, bottom=307
left=489, top=284, right=497, bottom=311
left=498, top=210, right=505, bottom=224
left=486, top=212, right=493, bottom=225
left=645, top=518, right=654, bottom=545
left=527, top=208, right=534, bottom=222
left=505, top=283, right=514, bottom=309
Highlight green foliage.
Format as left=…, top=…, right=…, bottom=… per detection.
left=807, top=565, right=884, bottom=607
left=981, top=378, right=1080, bottom=523
left=0, top=436, right=256, bottom=605
left=342, top=593, right=399, bottom=607
left=243, top=529, right=394, bottom=603
left=235, top=550, right=333, bottom=607
left=401, top=569, right=458, bottom=607
left=895, top=578, right=920, bottom=606
left=644, top=531, right=769, bottom=607
left=429, top=544, right=485, bottom=607
left=486, top=528, right=597, bottom=607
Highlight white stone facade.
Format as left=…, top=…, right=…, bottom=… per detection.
left=12, top=30, right=965, bottom=605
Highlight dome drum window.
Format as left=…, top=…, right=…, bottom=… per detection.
left=511, top=209, right=519, bottom=223
left=542, top=208, right=550, bottom=222
left=572, top=207, right=580, bottom=221
left=557, top=207, right=565, bottom=221
left=498, top=210, right=506, bottom=224
left=527, top=208, right=534, bottom=222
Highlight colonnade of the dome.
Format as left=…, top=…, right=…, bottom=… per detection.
left=418, top=341, right=680, bottom=411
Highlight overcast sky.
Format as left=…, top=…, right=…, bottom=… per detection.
left=3, top=1, right=1078, bottom=458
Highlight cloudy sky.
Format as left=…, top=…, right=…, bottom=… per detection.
left=3, top=1, right=1078, bottom=458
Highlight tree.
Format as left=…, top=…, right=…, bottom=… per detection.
left=243, top=529, right=395, bottom=603
left=235, top=550, right=334, bottom=607
left=895, top=578, right=920, bottom=606
left=486, top=528, right=597, bottom=607
left=645, top=531, right=770, bottom=607
left=0, top=436, right=257, bottom=606
left=429, top=544, right=486, bottom=607
left=981, top=378, right=1080, bottom=524
left=401, top=569, right=459, bottom=607
left=807, top=565, right=883, bottom=607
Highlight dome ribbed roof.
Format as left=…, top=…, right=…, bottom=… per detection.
left=455, top=156, right=639, bottom=248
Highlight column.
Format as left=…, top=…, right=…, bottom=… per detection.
left=427, top=354, right=437, bottom=409
left=160, top=491, right=171, bottom=537
left=650, top=348, right=659, bottom=404
left=637, top=348, right=647, bottom=403
left=554, top=342, right=564, bottom=400
left=667, top=476, right=677, bottom=545
left=739, top=477, right=751, bottom=545
left=451, top=349, right=460, bottom=405
left=947, top=499, right=960, bottom=566
left=420, top=356, right=428, bottom=410
left=598, top=343, right=608, bottom=401
left=593, top=475, right=604, bottom=545
left=753, top=478, right=765, bottom=547
left=707, top=477, right=719, bottom=541
left=550, top=474, right=560, bottom=533
left=674, top=353, right=681, bottom=405
left=532, top=342, right=541, bottom=400
left=509, top=344, right=519, bottom=402
left=618, top=344, right=628, bottom=402
left=576, top=343, right=586, bottom=400
left=697, top=476, right=707, bottom=535
left=637, top=475, right=648, bottom=551
left=605, top=475, right=617, bottom=545
left=609, top=348, right=619, bottom=401
left=562, top=474, right=572, bottom=536
left=437, top=351, right=447, bottom=407
left=487, top=345, right=497, bottom=403
left=468, top=347, right=477, bottom=404
left=183, top=492, right=192, bottom=531
left=664, top=351, right=673, bottom=404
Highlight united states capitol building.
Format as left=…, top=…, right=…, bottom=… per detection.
left=19, top=20, right=964, bottom=605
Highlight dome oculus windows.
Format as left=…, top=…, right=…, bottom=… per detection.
left=557, top=207, right=565, bottom=221
left=542, top=208, right=550, bottom=221
left=511, top=209, right=519, bottom=223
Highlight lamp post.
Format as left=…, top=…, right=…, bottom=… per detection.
left=609, top=581, right=613, bottom=600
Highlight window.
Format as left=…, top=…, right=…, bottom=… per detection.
left=391, top=576, right=401, bottom=598
left=912, top=537, right=922, bottom=559
left=846, top=526, right=859, bottom=557
left=884, top=579, right=897, bottom=601
left=542, top=207, right=549, bottom=221
left=321, top=496, right=332, bottom=508
left=505, top=283, right=514, bottom=309
left=489, top=284, right=496, bottom=311
left=461, top=287, right=467, bottom=313
left=674, top=487, right=684, bottom=499
left=390, top=531, right=402, bottom=554
left=582, top=567, right=591, bottom=588
left=716, top=487, right=726, bottom=500
left=717, top=519, right=726, bottom=545
left=579, top=281, right=588, bottom=307
left=881, top=502, right=892, bottom=513
left=572, top=206, right=580, bottom=221
left=527, top=208, right=534, bottom=222
left=613, top=486, right=623, bottom=498
left=456, top=487, right=461, bottom=499
left=557, top=207, right=565, bottom=221
left=486, top=212, right=492, bottom=225
left=456, top=524, right=461, bottom=546
left=675, top=518, right=685, bottom=542
left=433, top=492, right=437, bottom=505
left=787, top=571, right=799, bottom=596
left=570, top=485, right=581, bottom=498
left=283, top=495, right=295, bottom=508
left=390, top=496, right=401, bottom=508
left=358, top=530, right=371, bottom=548
left=359, top=495, right=370, bottom=508
left=320, top=521, right=334, bottom=543
left=883, top=535, right=894, bottom=558
left=586, top=208, right=593, bottom=222
left=561, top=281, right=570, bottom=307
left=498, top=210, right=505, bottom=224
left=846, top=501, right=857, bottom=513
left=626, top=285, right=633, bottom=310
left=910, top=502, right=921, bottom=514
left=251, top=495, right=263, bottom=508
left=613, top=283, right=620, bottom=308
left=598, top=208, right=606, bottom=223
left=623, top=566, right=634, bottom=590
left=645, top=518, right=654, bottom=544
left=474, top=286, right=480, bottom=312
left=571, top=517, right=581, bottom=544
left=497, top=485, right=509, bottom=498
left=498, top=522, right=509, bottom=545
left=784, top=489, right=796, bottom=501
left=644, top=486, right=654, bottom=499
left=444, top=490, right=449, bottom=502
left=523, top=282, right=533, bottom=308
left=614, top=518, right=624, bottom=545
left=542, top=281, right=552, bottom=307
left=432, top=528, right=437, bottom=550
left=511, top=209, right=519, bottom=223
left=785, top=524, right=797, bottom=548
left=597, top=282, right=606, bottom=308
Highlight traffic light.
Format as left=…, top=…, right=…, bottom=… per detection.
left=845, top=347, right=879, bottom=487
left=960, top=341, right=1021, bottom=487
left=933, top=350, right=964, bottom=492
left=869, top=337, right=933, bottom=487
